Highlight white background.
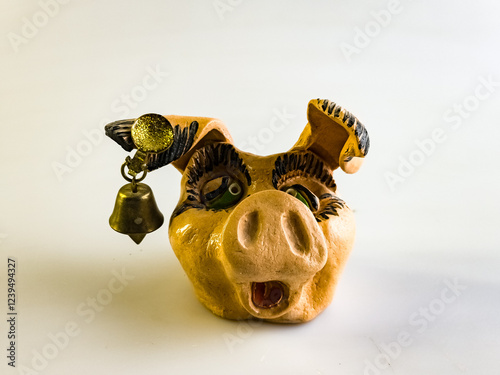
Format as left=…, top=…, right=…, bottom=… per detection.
left=1, top=0, right=499, bottom=374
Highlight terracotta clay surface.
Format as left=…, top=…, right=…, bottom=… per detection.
left=107, top=99, right=369, bottom=323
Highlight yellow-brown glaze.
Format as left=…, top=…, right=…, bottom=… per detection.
left=169, top=147, right=359, bottom=323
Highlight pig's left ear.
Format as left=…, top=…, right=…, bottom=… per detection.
left=105, top=115, right=232, bottom=173
left=290, top=99, right=370, bottom=174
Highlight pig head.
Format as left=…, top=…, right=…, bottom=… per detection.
left=105, top=99, right=369, bottom=323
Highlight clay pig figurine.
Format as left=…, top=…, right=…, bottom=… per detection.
left=105, top=99, right=369, bottom=323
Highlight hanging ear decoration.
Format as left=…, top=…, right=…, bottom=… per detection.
left=108, top=114, right=174, bottom=244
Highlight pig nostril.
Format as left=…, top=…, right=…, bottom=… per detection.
left=237, top=210, right=260, bottom=249
left=281, top=211, right=311, bottom=256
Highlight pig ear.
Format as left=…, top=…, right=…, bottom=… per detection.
left=105, top=115, right=232, bottom=173
left=291, top=99, right=370, bottom=174
left=166, top=116, right=233, bottom=172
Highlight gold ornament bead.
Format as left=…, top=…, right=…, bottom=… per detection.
left=131, top=113, right=174, bottom=153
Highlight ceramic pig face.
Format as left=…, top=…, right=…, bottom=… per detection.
left=105, top=99, right=369, bottom=323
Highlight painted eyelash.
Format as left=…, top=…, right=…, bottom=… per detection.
left=272, top=152, right=344, bottom=222
left=172, top=143, right=251, bottom=217
left=316, top=193, right=345, bottom=222
left=186, top=143, right=251, bottom=188
left=272, top=152, right=337, bottom=191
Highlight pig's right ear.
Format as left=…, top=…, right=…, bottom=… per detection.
left=105, top=115, right=232, bottom=174
left=164, top=116, right=233, bottom=173
left=290, top=99, right=370, bottom=174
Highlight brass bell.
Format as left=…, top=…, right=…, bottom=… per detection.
left=109, top=182, right=164, bottom=244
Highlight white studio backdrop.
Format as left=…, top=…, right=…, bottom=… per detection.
left=0, top=1, right=499, bottom=374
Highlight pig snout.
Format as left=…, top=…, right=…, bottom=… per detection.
left=221, top=190, right=328, bottom=319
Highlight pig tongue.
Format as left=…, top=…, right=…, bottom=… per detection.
left=252, top=281, right=284, bottom=308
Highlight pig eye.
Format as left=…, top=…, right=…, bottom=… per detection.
left=283, top=184, right=319, bottom=211
left=202, top=176, right=243, bottom=210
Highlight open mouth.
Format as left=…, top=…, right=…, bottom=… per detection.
left=236, top=280, right=296, bottom=319
left=251, top=281, right=288, bottom=309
